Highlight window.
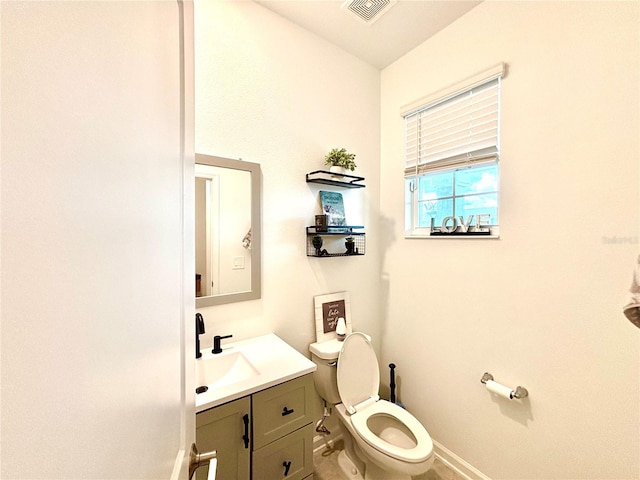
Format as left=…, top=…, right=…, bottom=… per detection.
left=403, top=64, right=504, bottom=237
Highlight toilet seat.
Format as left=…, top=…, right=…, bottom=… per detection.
left=349, top=400, right=433, bottom=463
left=336, top=333, right=433, bottom=464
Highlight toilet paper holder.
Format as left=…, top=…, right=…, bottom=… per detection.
left=480, top=372, right=528, bottom=400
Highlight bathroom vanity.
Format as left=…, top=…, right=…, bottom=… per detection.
left=195, top=334, right=316, bottom=480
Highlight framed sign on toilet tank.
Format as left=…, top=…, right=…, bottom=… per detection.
left=314, top=291, right=353, bottom=342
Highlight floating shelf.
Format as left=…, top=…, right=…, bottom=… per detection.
left=306, top=226, right=365, bottom=235
left=306, top=170, right=365, bottom=188
left=306, top=226, right=365, bottom=257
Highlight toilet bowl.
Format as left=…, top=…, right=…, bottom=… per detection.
left=310, top=332, right=434, bottom=480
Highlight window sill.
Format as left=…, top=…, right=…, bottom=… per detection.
left=405, top=228, right=500, bottom=239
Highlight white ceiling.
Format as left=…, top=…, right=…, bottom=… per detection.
left=255, top=0, right=482, bottom=70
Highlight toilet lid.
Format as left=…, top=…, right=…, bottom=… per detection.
left=337, top=332, right=379, bottom=413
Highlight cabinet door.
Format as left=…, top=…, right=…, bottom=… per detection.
left=252, top=423, right=314, bottom=480
left=252, top=374, right=314, bottom=449
left=196, top=396, right=251, bottom=480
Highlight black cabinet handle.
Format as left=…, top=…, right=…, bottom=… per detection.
left=242, top=413, right=249, bottom=449
left=283, top=461, right=292, bottom=476
left=281, top=407, right=294, bottom=416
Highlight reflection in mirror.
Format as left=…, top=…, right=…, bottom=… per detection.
left=195, top=154, right=261, bottom=307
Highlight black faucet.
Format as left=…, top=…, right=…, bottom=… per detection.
left=195, top=313, right=205, bottom=359
left=212, top=334, right=233, bottom=354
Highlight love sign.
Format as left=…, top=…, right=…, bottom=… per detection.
left=430, top=214, right=491, bottom=235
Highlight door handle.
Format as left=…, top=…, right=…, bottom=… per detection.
left=188, top=443, right=217, bottom=480
left=283, top=461, right=292, bottom=476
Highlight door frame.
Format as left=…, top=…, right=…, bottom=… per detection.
left=171, top=0, right=197, bottom=478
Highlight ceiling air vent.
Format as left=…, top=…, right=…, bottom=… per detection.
left=342, top=0, right=397, bottom=25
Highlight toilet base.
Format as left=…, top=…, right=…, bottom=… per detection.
left=363, top=460, right=412, bottom=480
left=337, top=448, right=416, bottom=480
left=338, top=450, right=363, bottom=479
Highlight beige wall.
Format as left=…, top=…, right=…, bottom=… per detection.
left=380, top=1, right=639, bottom=479
left=194, top=0, right=382, bottom=362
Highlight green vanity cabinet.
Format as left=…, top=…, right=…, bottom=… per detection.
left=196, top=396, right=251, bottom=480
left=196, top=374, right=315, bottom=480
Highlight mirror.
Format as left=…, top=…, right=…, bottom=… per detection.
left=195, top=153, right=261, bottom=307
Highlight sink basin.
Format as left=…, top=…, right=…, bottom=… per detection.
left=196, top=351, right=259, bottom=389
left=195, top=333, right=317, bottom=412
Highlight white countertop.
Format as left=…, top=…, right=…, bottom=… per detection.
left=195, top=333, right=317, bottom=413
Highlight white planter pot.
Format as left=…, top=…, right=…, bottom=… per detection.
left=329, top=165, right=345, bottom=177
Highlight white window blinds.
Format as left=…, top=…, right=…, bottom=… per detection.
left=404, top=66, right=503, bottom=176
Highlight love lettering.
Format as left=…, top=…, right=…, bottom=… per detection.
left=430, top=214, right=491, bottom=234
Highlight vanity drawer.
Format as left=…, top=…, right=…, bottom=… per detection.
left=252, top=374, right=314, bottom=450
left=251, top=423, right=314, bottom=480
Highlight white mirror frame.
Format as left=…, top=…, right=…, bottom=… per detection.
left=195, top=153, right=261, bottom=307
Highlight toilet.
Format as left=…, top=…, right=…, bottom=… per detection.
left=309, top=332, right=434, bottom=480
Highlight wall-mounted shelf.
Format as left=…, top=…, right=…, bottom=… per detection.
left=305, top=170, right=365, bottom=188
left=306, top=226, right=365, bottom=257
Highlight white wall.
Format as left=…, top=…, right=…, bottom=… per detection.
left=0, top=1, right=193, bottom=478
left=380, top=1, right=639, bottom=479
left=194, top=0, right=381, bottom=357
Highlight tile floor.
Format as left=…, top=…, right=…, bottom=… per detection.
left=313, top=440, right=466, bottom=480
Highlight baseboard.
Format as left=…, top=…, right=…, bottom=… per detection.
left=313, top=432, right=343, bottom=453
left=432, top=440, right=491, bottom=480
left=314, top=433, right=491, bottom=480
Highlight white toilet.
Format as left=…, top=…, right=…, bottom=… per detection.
left=309, top=332, right=434, bottom=480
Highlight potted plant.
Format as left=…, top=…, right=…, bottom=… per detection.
left=324, top=148, right=357, bottom=176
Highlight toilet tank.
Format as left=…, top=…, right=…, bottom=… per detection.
left=309, top=339, right=342, bottom=404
